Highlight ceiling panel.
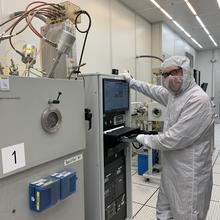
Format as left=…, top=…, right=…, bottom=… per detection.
left=191, top=30, right=215, bottom=48
left=190, top=0, right=220, bottom=16
left=157, top=0, right=182, bottom=5
left=166, top=20, right=206, bottom=48
left=208, top=26, right=220, bottom=43
left=120, top=0, right=153, bottom=12
left=118, top=0, right=220, bottom=50
left=163, top=2, right=198, bottom=30
left=200, top=13, right=220, bottom=27
left=138, top=8, right=165, bottom=23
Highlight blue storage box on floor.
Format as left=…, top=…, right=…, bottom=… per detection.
left=137, top=151, right=157, bottom=175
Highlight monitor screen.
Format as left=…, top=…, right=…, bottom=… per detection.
left=103, top=79, right=129, bottom=113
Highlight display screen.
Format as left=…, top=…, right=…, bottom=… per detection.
left=103, top=79, right=129, bottom=113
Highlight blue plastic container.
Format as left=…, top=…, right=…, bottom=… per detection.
left=137, top=151, right=157, bottom=175
left=51, top=170, right=77, bottom=200
left=29, top=177, right=60, bottom=212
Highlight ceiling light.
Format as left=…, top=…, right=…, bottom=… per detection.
left=191, top=37, right=203, bottom=48
left=185, top=0, right=197, bottom=15
left=196, top=16, right=205, bottom=28
left=150, top=0, right=161, bottom=9
left=185, top=0, right=218, bottom=47
left=209, top=35, right=218, bottom=46
left=150, top=0, right=203, bottom=49
left=203, top=27, right=210, bottom=35
left=183, top=30, right=191, bottom=38
left=160, top=8, right=173, bottom=20
left=172, top=20, right=185, bottom=32
left=217, top=0, right=220, bottom=8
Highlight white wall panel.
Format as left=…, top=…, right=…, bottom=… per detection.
left=214, top=49, right=220, bottom=121
left=162, top=24, right=174, bottom=58
left=110, top=0, right=136, bottom=103
left=110, top=1, right=152, bottom=105
left=135, top=15, right=151, bottom=103
left=197, top=49, right=220, bottom=120
left=197, top=50, right=212, bottom=96
left=151, top=23, right=162, bottom=69
left=162, top=24, right=197, bottom=68
left=110, top=0, right=135, bottom=73
left=73, top=0, right=111, bottom=74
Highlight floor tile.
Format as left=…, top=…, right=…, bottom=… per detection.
left=132, top=202, right=143, bottom=217
left=215, top=155, right=220, bottom=165
left=212, top=150, right=219, bottom=165
left=214, top=125, right=220, bottom=148
left=211, top=185, right=220, bottom=202
left=215, top=146, right=220, bottom=151
left=146, top=190, right=159, bottom=208
left=213, top=164, right=220, bottom=174
left=213, top=173, right=220, bottom=186
left=132, top=173, right=160, bottom=189
left=206, top=201, right=220, bottom=220
left=132, top=155, right=138, bottom=168
left=132, top=183, right=157, bottom=205
left=133, top=205, right=156, bottom=220
left=132, top=170, right=137, bottom=176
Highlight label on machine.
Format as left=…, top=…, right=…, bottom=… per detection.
left=0, top=78, right=10, bottom=91
left=1, top=143, right=26, bottom=174
left=64, top=153, right=83, bottom=166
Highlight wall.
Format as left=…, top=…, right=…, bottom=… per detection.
left=151, top=23, right=162, bottom=69
left=197, top=49, right=220, bottom=121
left=135, top=15, right=151, bottom=103
left=162, top=23, right=197, bottom=68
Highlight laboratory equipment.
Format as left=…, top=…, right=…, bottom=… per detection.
left=83, top=74, right=138, bottom=220
left=0, top=77, right=85, bottom=220
left=22, top=44, right=37, bottom=65
left=148, top=101, right=166, bottom=122
left=41, top=20, right=77, bottom=78
left=0, top=1, right=91, bottom=78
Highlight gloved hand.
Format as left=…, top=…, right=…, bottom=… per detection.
left=119, top=71, right=133, bottom=83
left=136, top=134, right=152, bottom=148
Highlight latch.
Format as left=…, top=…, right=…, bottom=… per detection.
left=48, top=91, right=62, bottom=104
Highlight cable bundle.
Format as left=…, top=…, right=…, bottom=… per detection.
left=0, top=1, right=66, bottom=56
left=0, top=1, right=91, bottom=78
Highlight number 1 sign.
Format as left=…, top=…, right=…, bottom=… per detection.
left=1, top=143, right=26, bottom=174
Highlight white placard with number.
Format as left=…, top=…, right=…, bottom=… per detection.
left=1, top=143, right=26, bottom=174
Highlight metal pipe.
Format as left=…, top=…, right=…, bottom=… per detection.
left=136, top=55, right=163, bottom=63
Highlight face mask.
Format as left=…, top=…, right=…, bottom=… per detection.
left=163, top=75, right=183, bottom=92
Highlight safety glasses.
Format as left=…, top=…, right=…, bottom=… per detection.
left=162, top=67, right=182, bottom=78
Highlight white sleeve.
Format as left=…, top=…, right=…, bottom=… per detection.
left=130, top=79, right=168, bottom=106
left=145, top=95, right=214, bottom=151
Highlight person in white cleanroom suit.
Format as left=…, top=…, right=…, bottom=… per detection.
left=121, top=56, right=214, bottom=220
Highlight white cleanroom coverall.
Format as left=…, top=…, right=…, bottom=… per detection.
left=126, top=56, right=214, bottom=220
